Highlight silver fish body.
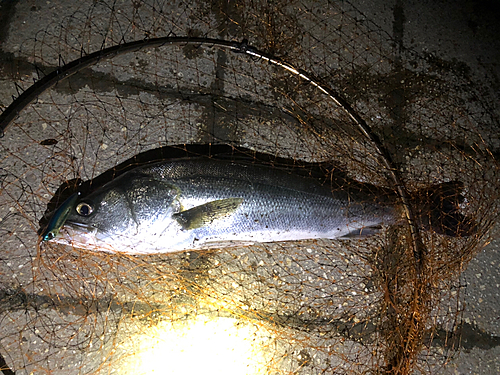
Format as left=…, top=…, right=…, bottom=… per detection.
left=51, top=158, right=396, bottom=254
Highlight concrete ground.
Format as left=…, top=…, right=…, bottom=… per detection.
left=0, top=0, right=499, bottom=374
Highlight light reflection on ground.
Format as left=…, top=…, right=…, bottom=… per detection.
left=117, top=315, right=275, bottom=375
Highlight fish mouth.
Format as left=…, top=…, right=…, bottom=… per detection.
left=50, top=221, right=117, bottom=253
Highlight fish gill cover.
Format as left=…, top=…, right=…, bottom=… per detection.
left=0, top=0, right=499, bottom=374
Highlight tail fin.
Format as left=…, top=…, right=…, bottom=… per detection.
left=412, top=181, right=476, bottom=237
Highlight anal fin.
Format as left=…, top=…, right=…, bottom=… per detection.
left=341, top=225, right=383, bottom=239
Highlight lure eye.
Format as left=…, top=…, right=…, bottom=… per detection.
left=44, top=231, right=55, bottom=241
left=76, top=202, right=93, bottom=216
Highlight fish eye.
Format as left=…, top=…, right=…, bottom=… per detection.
left=76, top=202, right=93, bottom=216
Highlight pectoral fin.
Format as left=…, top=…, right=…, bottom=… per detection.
left=173, top=198, right=244, bottom=230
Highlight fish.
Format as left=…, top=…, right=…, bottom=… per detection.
left=43, top=147, right=472, bottom=254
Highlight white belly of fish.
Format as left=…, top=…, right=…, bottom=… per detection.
left=55, top=197, right=381, bottom=254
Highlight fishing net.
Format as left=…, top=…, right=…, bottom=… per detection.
left=0, top=0, right=498, bottom=374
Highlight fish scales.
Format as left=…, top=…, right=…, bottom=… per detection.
left=150, top=158, right=389, bottom=233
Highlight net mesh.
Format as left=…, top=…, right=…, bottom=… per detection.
left=0, top=0, right=498, bottom=374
